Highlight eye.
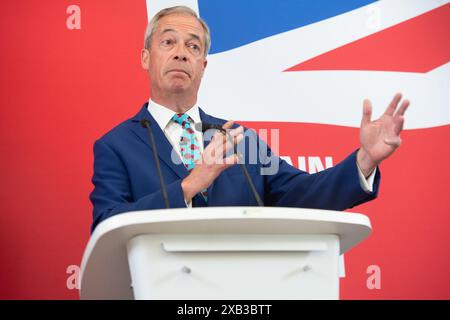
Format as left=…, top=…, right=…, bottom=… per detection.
left=187, top=43, right=201, bottom=54
left=160, top=38, right=174, bottom=47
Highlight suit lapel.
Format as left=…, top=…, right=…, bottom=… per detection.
left=199, top=107, right=227, bottom=150
left=129, top=104, right=227, bottom=206
left=129, top=103, right=188, bottom=180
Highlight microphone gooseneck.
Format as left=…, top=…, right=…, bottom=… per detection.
left=140, top=119, right=170, bottom=209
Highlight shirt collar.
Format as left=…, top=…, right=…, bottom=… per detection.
left=147, top=99, right=201, bottom=130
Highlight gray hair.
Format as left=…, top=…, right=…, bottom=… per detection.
left=144, top=6, right=211, bottom=57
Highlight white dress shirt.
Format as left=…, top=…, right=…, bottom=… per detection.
left=148, top=100, right=204, bottom=207
left=147, top=99, right=376, bottom=206
left=147, top=99, right=204, bottom=160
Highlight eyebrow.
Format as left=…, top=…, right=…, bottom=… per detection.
left=160, top=28, right=202, bottom=43
left=188, top=33, right=201, bottom=43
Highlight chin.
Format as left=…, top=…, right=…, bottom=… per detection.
left=167, top=82, right=190, bottom=92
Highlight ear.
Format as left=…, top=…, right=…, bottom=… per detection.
left=201, top=59, right=208, bottom=77
left=141, top=49, right=150, bottom=70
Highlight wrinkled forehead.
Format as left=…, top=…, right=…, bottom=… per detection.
left=155, top=14, right=205, bottom=41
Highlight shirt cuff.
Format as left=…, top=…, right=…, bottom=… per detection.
left=357, top=165, right=377, bottom=193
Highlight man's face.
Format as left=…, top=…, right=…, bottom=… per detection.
left=142, top=14, right=207, bottom=98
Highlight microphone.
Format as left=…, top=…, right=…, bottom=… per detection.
left=140, top=119, right=170, bottom=209
left=196, top=122, right=264, bottom=207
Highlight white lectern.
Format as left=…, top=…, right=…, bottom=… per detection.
left=79, top=207, right=371, bottom=300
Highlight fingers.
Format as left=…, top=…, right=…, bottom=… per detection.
left=394, top=115, right=405, bottom=135
left=361, top=99, right=372, bottom=126
left=394, top=99, right=410, bottom=118
left=219, top=129, right=244, bottom=159
left=209, top=121, right=240, bottom=144
left=209, top=125, right=244, bottom=149
left=203, top=125, right=245, bottom=165
left=228, top=125, right=244, bottom=140
left=384, top=92, right=402, bottom=116
left=364, top=92, right=409, bottom=123
left=223, top=153, right=240, bottom=166
left=223, top=130, right=244, bottom=154
left=392, top=99, right=409, bottom=135
left=386, top=98, right=407, bottom=145
left=222, top=120, right=234, bottom=130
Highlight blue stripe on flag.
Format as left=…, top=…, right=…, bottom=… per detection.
left=198, top=0, right=378, bottom=54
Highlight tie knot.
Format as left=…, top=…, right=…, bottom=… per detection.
left=171, top=113, right=192, bottom=128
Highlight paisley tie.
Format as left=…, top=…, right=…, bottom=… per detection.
left=171, top=113, right=208, bottom=202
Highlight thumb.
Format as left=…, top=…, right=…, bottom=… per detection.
left=222, top=120, right=234, bottom=130
left=361, top=99, right=372, bottom=127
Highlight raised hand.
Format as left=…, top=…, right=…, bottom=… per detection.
left=357, top=93, right=410, bottom=177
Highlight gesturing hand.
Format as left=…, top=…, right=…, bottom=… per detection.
left=181, top=120, right=244, bottom=202
left=357, top=93, right=410, bottom=177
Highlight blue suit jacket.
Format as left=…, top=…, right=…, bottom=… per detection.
left=90, top=103, right=380, bottom=232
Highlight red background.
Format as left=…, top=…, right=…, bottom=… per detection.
left=0, top=0, right=449, bottom=299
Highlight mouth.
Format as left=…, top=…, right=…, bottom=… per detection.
left=167, top=69, right=190, bottom=78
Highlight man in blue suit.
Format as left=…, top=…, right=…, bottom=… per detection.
left=90, top=6, right=409, bottom=232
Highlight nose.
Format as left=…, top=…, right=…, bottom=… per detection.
left=173, top=54, right=188, bottom=62
left=173, top=43, right=188, bottom=62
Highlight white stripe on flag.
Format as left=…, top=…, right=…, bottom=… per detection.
left=146, top=0, right=199, bottom=21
